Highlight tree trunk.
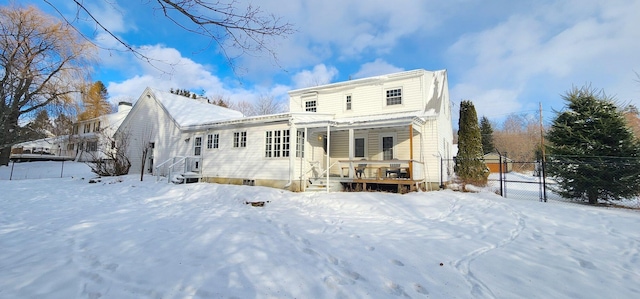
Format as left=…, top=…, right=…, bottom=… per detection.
left=587, top=190, right=598, bottom=205
left=0, top=147, right=10, bottom=166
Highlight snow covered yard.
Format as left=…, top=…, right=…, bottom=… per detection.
left=1, top=162, right=639, bottom=298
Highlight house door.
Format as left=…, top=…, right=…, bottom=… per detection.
left=381, top=134, right=395, bottom=160
left=354, top=136, right=366, bottom=158
left=147, top=142, right=155, bottom=173
left=193, top=136, right=202, bottom=171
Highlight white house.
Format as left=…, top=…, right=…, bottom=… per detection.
left=10, top=102, right=132, bottom=162
left=121, top=69, right=455, bottom=192
left=68, top=101, right=132, bottom=162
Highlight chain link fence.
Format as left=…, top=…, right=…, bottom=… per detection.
left=443, top=157, right=640, bottom=208
left=0, top=160, right=79, bottom=180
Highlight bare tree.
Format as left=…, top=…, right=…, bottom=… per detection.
left=0, top=4, right=96, bottom=165
left=86, top=130, right=131, bottom=176
left=138, top=129, right=154, bottom=181
left=228, top=100, right=254, bottom=116
left=250, top=94, right=284, bottom=116
left=493, top=114, right=541, bottom=171
left=44, top=0, right=294, bottom=71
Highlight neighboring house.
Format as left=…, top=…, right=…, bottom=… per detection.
left=122, top=69, right=455, bottom=192
left=68, top=102, right=132, bottom=162
left=10, top=135, right=70, bottom=161
left=10, top=102, right=132, bottom=162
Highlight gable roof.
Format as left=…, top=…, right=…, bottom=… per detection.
left=146, top=88, right=244, bottom=127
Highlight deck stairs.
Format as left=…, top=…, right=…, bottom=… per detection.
left=306, top=177, right=343, bottom=192
left=155, top=156, right=203, bottom=184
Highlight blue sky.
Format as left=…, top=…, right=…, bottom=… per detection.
left=14, top=0, right=640, bottom=127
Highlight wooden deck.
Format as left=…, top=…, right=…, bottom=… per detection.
left=337, top=177, right=423, bottom=193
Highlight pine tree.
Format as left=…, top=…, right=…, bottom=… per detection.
left=455, top=100, right=489, bottom=186
left=17, top=110, right=52, bottom=142
left=479, top=116, right=495, bottom=154
left=546, top=85, right=640, bottom=204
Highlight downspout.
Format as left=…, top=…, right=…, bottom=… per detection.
left=326, top=123, right=330, bottom=193
left=299, top=127, right=307, bottom=191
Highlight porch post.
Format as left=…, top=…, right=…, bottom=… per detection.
left=289, top=122, right=297, bottom=191
left=348, top=128, right=354, bottom=178
left=301, top=127, right=307, bottom=191
left=409, top=124, right=414, bottom=180
left=326, top=123, right=330, bottom=193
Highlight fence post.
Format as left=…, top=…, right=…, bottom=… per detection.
left=498, top=154, right=503, bottom=197
left=503, top=159, right=508, bottom=198
left=9, top=160, right=15, bottom=180
left=440, top=157, right=444, bottom=189
left=60, top=160, right=65, bottom=178
left=541, top=159, right=547, bottom=202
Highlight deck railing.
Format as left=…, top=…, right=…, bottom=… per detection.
left=338, top=159, right=425, bottom=180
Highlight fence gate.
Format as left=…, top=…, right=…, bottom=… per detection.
left=488, top=158, right=547, bottom=202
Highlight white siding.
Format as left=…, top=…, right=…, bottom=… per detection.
left=198, top=122, right=293, bottom=181
left=123, top=91, right=183, bottom=174
left=289, top=70, right=430, bottom=118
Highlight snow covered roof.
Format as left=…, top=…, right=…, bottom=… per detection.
left=288, top=69, right=444, bottom=95
left=149, top=88, right=244, bottom=127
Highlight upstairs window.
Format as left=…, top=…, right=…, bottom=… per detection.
left=346, top=95, right=352, bottom=110
left=305, top=100, right=317, bottom=112
left=84, top=124, right=91, bottom=133
left=234, top=132, right=247, bottom=148
left=386, top=88, right=402, bottom=106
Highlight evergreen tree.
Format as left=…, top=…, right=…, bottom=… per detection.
left=17, top=110, right=52, bottom=142
left=546, top=85, right=640, bottom=204
left=479, top=116, right=495, bottom=154
left=455, top=100, right=489, bottom=186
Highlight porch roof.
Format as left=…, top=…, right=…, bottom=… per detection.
left=292, top=110, right=432, bottom=130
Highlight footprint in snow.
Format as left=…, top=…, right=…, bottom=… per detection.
left=391, top=259, right=404, bottom=266
left=413, top=283, right=429, bottom=295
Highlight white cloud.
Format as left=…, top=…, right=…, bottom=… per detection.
left=352, top=59, right=404, bottom=79
left=106, top=45, right=225, bottom=104
left=447, top=0, right=640, bottom=117
left=451, top=84, right=522, bottom=120
left=235, top=0, right=446, bottom=75
left=291, top=64, right=339, bottom=89
left=106, top=44, right=299, bottom=110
